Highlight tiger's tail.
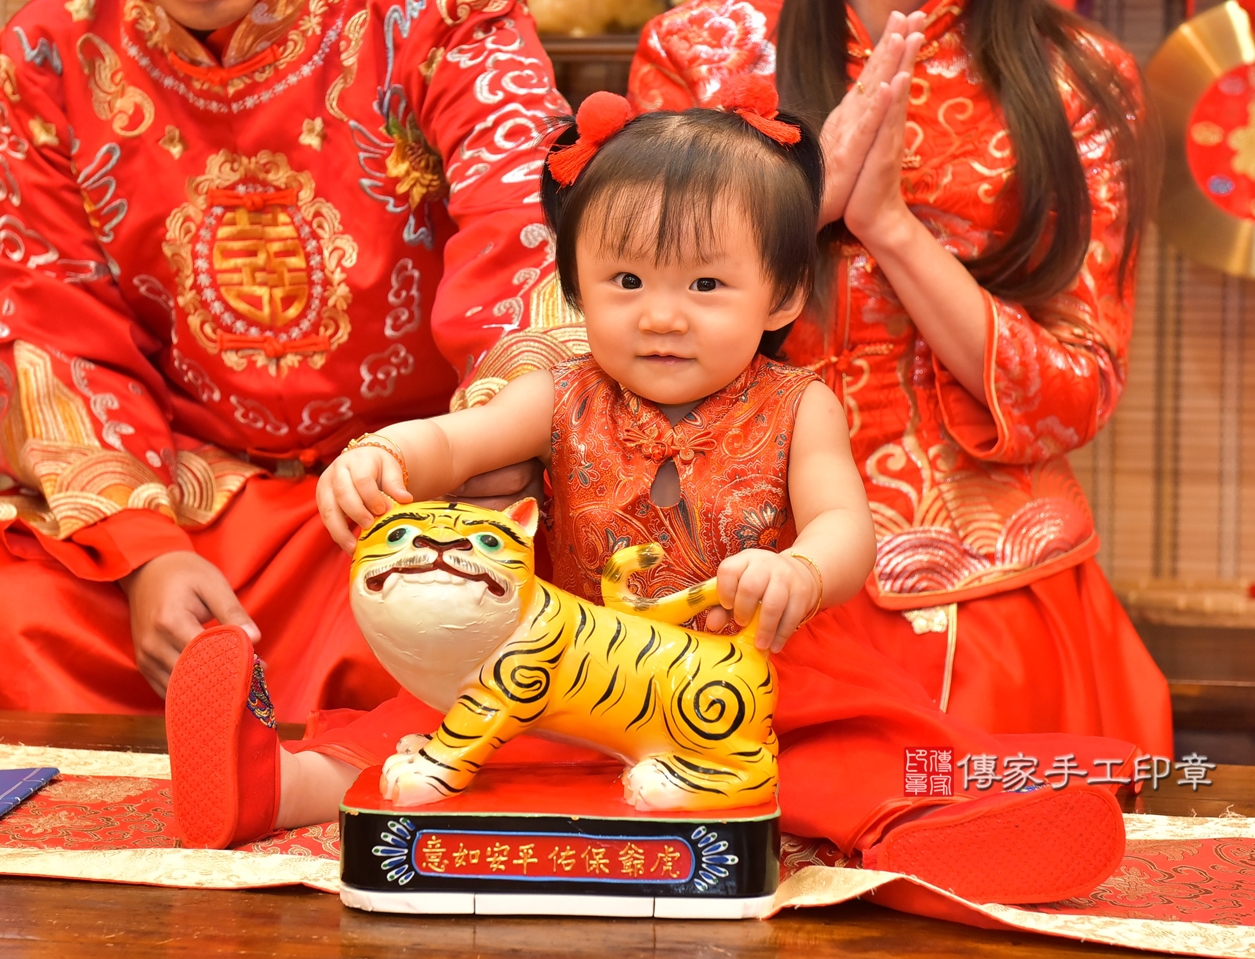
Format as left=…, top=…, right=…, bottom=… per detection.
left=601, top=544, right=767, bottom=651
left=601, top=543, right=722, bottom=627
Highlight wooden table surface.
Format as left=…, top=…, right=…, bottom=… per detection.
left=1, top=711, right=1251, bottom=958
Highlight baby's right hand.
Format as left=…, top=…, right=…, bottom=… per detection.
left=316, top=445, right=412, bottom=553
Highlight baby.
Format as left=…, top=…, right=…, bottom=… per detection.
left=165, top=78, right=876, bottom=848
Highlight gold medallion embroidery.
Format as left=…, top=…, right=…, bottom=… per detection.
left=163, top=151, right=358, bottom=376
left=77, top=33, right=154, bottom=137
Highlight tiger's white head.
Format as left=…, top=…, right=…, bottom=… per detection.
left=348, top=499, right=540, bottom=712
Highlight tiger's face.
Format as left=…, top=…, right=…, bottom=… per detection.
left=348, top=499, right=540, bottom=712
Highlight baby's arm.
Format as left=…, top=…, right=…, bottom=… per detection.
left=317, top=370, right=555, bottom=551
left=714, top=381, right=877, bottom=651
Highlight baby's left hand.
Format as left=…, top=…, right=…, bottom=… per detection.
left=706, top=549, right=821, bottom=653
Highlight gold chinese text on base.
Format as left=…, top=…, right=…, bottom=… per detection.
left=163, top=151, right=358, bottom=375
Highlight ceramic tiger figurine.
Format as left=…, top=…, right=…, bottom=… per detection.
left=348, top=499, right=778, bottom=812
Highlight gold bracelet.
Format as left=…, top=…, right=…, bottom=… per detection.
left=789, top=551, right=824, bottom=623
left=344, top=432, right=410, bottom=489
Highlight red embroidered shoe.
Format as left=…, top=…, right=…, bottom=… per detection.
left=861, top=785, right=1125, bottom=904
left=167, top=625, right=280, bottom=849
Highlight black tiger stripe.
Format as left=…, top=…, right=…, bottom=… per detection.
left=427, top=775, right=467, bottom=795
left=655, top=759, right=724, bottom=794
left=673, top=756, right=737, bottom=778
left=635, top=628, right=660, bottom=669
left=731, top=748, right=764, bottom=759
left=626, top=681, right=656, bottom=730
left=438, top=723, right=478, bottom=741
left=456, top=695, right=499, bottom=717
left=529, top=587, right=554, bottom=627
left=592, top=665, right=620, bottom=712
left=493, top=642, right=554, bottom=704
left=677, top=679, right=746, bottom=742
left=716, top=643, right=741, bottom=667
left=757, top=671, right=774, bottom=690
left=363, top=510, right=434, bottom=539
left=660, top=700, right=681, bottom=743
left=513, top=706, right=548, bottom=725
left=741, top=776, right=774, bottom=793
left=668, top=635, right=697, bottom=672
left=417, top=748, right=460, bottom=772
left=566, top=652, right=592, bottom=697
left=606, top=619, right=626, bottom=656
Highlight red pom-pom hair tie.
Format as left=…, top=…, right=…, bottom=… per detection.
left=717, top=74, right=802, bottom=146
left=547, top=91, right=634, bottom=187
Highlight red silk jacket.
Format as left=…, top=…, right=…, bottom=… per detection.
left=629, top=0, right=1137, bottom=608
left=0, top=0, right=585, bottom=579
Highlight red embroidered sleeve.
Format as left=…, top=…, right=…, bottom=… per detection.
left=0, top=16, right=192, bottom=578
left=935, top=42, right=1139, bottom=465
left=627, top=0, right=778, bottom=113
left=416, top=4, right=585, bottom=410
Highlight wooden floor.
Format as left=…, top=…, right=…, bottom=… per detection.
left=2, top=712, right=1251, bottom=958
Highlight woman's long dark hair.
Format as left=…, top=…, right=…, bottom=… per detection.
left=775, top=0, right=1159, bottom=302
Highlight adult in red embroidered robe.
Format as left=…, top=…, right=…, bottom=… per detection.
left=0, top=0, right=584, bottom=719
left=628, top=0, right=1172, bottom=755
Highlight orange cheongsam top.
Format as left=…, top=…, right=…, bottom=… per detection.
left=547, top=354, right=817, bottom=607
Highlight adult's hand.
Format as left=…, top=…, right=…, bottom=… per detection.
left=118, top=551, right=260, bottom=697
left=446, top=458, right=545, bottom=512
left=842, top=54, right=916, bottom=244
left=817, top=11, right=926, bottom=228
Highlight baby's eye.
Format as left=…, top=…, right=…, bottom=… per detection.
left=691, top=277, right=721, bottom=293
left=614, top=272, right=643, bottom=290
left=471, top=532, right=503, bottom=553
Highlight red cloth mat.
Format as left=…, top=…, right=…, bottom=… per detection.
left=1, top=763, right=1253, bottom=955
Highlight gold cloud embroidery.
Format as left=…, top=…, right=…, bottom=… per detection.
left=77, top=33, right=154, bottom=138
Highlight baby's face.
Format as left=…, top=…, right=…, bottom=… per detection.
left=575, top=200, right=799, bottom=409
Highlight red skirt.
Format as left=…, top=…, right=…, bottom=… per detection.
left=0, top=474, right=396, bottom=721
left=844, top=561, right=1173, bottom=759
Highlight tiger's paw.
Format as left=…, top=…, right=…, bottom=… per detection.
left=623, top=758, right=690, bottom=811
left=379, top=752, right=458, bottom=807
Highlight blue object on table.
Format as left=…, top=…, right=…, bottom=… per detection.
left=0, top=767, right=58, bottom=820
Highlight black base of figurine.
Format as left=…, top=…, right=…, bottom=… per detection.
left=339, top=762, right=780, bottom=918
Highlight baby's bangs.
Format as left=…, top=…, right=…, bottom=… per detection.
left=583, top=177, right=744, bottom=268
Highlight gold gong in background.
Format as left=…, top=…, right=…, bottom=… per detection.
left=1149, top=1, right=1255, bottom=278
